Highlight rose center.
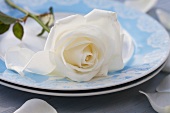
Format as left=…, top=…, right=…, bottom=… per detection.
left=63, top=41, right=97, bottom=69
left=85, top=55, right=92, bottom=61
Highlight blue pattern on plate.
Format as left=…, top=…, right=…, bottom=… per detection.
left=0, top=0, right=169, bottom=90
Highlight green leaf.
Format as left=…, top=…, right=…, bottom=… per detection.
left=0, top=11, right=18, bottom=24
left=0, top=23, right=10, bottom=34
left=13, top=22, right=24, bottom=40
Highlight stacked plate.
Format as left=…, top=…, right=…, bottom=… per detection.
left=0, top=0, right=169, bottom=97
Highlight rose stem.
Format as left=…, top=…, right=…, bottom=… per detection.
left=5, top=0, right=50, bottom=33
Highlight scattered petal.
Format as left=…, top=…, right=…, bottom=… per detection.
left=14, top=99, right=57, bottom=113
left=140, top=91, right=170, bottom=113
left=5, top=46, right=35, bottom=75
left=5, top=46, right=57, bottom=76
left=156, top=74, right=170, bottom=92
left=0, top=28, right=21, bottom=60
left=125, top=0, right=157, bottom=13
left=156, top=9, right=170, bottom=30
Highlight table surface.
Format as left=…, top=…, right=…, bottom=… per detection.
left=1, top=0, right=170, bottom=113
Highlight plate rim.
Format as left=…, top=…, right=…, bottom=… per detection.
left=0, top=62, right=165, bottom=97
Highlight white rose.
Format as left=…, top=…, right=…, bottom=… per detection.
left=4, top=9, right=134, bottom=82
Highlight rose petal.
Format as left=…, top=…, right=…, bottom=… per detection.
left=122, top=30, right=134, bottom=64
left=125, top=0, right=157, bottom=13
left=0, top=30, right=21, bottom=60
left=106, top=36, right=124, bottom=71
left=156, top=9, right=170, bottom=30
left=53, top=55, right=99, bottom=82
left=24, top=51, right=56, bottom=75
left=65, top=38, right=91, bottom=50
left=5, top=46, right=56, bottom=75
left=85, top=9, right=124, bottom=71
left=14, top=99, right=57, bottom=113
left=0, top=17, right=46, bottom=61
left=64, top=43, right=89, bottom=67
left=140, top=91, right=170, bottom=113
left=156, top=74, right=170, bottom=92
left=5, top=46, right=35, bottom=75
left=44, top=14, right=85, bottom=51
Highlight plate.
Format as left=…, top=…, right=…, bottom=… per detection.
left=0, top=62, right=166, bottom=97
left=0, top=0, right=169, bottom=90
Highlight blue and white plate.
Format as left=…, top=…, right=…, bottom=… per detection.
left=0, top=0, right=169, bottom=90
left=0, top=62, right=165, bottom=96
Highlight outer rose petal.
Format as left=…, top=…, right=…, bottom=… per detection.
left=122, top=30, right=134, bottom=64
left=44, top=14, right=85, bottom=51
left=24, top=51, right=56, bottom=75
left=85, top=9, right=124, bottom=71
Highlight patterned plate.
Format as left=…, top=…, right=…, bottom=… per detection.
left=0, top=62, right=166, bottom=96
left=0, top=0, right=169, bottom=90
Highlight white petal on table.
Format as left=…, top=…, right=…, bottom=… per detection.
left=140, top=91, right=170, bottom=113
left=125, top=0, right=158, bottom=13
left=156, top=9, right=170, bottom=30
left=156, top=74, right=170, bottom=92
left=14, top=99, right=57, bottom=113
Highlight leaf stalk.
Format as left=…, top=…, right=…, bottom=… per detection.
left=5, top=0, right=50, bottom=33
